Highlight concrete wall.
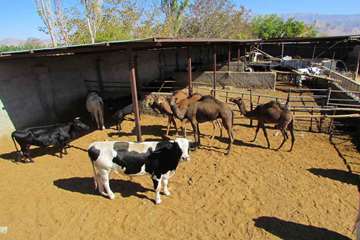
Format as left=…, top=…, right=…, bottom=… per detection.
left=190, top=71, right=276, bottom=89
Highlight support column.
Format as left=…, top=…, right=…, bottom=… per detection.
left=213, top=45, right=217, bottom=97
left=128, top=47, right=142, bottom=142
left=187, top=46, right=193, bottom=95
left=237, top=47, right=241, bottom=71
left=355, top=51, right=360, bottom=80
left=228, top=45, right=231, bottom=72
left=281, top=43, right=285, bottom=58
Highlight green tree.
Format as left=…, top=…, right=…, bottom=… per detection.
left=160, top=0, right=189, bottom=37
left=251, top=14, right=317, bottom=39
left=179, top=0, right=252, bottom=39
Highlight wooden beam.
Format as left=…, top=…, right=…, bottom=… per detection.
left=355, top=51, right=360, bottom=80
left=128, top=47, right=142, bottom=142
left=213, top=45, right=217, bottom=97
left=228, top=45, right=231, bottom=72
left=187, top=47, right=193, bottom=95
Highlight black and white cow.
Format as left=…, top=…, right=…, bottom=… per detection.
left=87, top=138, right=190, bottom=204
left=11, top=118, right=89, bottom=162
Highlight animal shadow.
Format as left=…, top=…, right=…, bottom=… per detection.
left=307, top=168, right=359, bottom=186
left=254, top=216, right=351, bottom=240
left=0, top=146, right=63, bottom=162
left=53, top=177, right=153, bottom=202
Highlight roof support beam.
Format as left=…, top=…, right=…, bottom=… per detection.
left=128, top=47, right=142, bottom=142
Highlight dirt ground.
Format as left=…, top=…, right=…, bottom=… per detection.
left=0, top=112, right=359, bottom=240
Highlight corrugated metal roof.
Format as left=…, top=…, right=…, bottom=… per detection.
left=0, top=37, right=261, bottom=60
left=1, top=35, right=359, bottom=60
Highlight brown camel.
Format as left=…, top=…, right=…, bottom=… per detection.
left=230, top=97, right=295, bottom=151
left=170, top=91, right=223, bottom=140
left=171, top=95, right=234, bottom=155
left=145, top=95, right=179, bottom=136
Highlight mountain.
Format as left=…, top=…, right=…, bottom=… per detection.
left=282, top=13, right=360, bottom=36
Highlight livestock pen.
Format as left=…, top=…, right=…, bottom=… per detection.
left=1, top=36, right=360, bottom=239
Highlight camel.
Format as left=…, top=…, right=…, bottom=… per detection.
left=229, top=97, right=295, bottom=151
left=145, top=95, right=179, bottom=136
left=171, top=95, right=234, bottom=155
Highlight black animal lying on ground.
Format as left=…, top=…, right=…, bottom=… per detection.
left=11, top=118, right=89, bottom=163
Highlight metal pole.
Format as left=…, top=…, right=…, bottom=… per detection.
left=249, top=89, right=253, bottom=127
left=237, top=47, right=241, bottom=71
left=228, top=45, right=231, bottom=72
left=187, top=47, right=193, bottom=95
left=355, top=51, right=360, bottom=80
left=281, top=43, right=284, bottom=58
left=128, top=47, right=142, bottom=142
left=213, top=45, right=217, bottom=98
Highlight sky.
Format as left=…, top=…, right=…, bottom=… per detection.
left=0, top=0, right=359, bottom=39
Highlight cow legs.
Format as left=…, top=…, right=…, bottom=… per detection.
left=152, top=175, right=163, bottom=204
left=98, top=170, right=115, bottom=199
left=162, top=172, right=171, bottom=196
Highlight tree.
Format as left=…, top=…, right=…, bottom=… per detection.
left=160, top=0, right=189, bottom=37
left=179, top=0, right=252, bottom=39
left=54, top=0, right=70, bottom=45
left=35, top=0, right=58, bottom=47
left=80, top=0, right=104, bottom=44
left=251, top=14, right=317, bottom=39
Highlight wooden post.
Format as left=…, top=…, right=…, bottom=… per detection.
left=225, top=91, right=229, bottom=103
left=175, top=47, right=179, bottom=72
left=228, top=45, right=231, bottom=72
left=213, top=45, right=217, bottom=98
left=355, top=51, right=360, bottom=80
left=249, top=89, right=253, bottom=127
left=237, top=47, right=241, bottom=71
left=187, top=47, right=193, bottom=95
left=96, top=58, right=104, bottom=93
left=309, top=107, right=314, bottom=132
left=128, top=47, right=142, bottom=142
left=326, top=87, right=332, bottom=106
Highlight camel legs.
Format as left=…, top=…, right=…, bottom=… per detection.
left=166, top=116, right=178, bottom=136
left=276, top=120, right=295, bottom=152
left=251, top=122, right=261, bottom=142
left=181, top=119, right=187, bottom=137
left=261, top=124, right=271, bottom=149
left=210, top=120, right=223, bottom=141
left=190, top=120, right=200, bottom=148
left=221, top=117, right=234, bottom=155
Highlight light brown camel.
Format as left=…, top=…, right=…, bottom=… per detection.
left=170, top=91, right=223, bottom=140
left=171, top=95, right=234, bottom=155
left=145, top=95, right=179, bottom=136
left=230, top=97, right=295, bottom=151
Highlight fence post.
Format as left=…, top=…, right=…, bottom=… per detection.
left=249, top=89, right=253, bottom=127
left=309, top=107, right=314, bottom=132
left=225, top=91, right=229, bottom=103
left=326, top=87, right=332, bottom=106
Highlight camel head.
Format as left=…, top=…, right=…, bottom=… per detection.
left=144, top=95, right=156, bottom=107
left=229, top=97, right=243, bottom=106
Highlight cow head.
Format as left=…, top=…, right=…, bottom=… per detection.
left=174, top=138, right=190, bottom=161
left=73, top=117, right=90, bottom=131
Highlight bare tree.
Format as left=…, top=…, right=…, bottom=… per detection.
left=80, top=0, right=103, bottom=44
left=54, top=0, right=70, bottom=45
left=35, top=0, right=58, bottom=47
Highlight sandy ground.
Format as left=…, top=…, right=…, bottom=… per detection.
left=0, top=112, right=359, bottom=239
